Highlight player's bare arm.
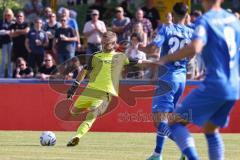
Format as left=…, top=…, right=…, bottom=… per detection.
left=135, top=59, right=158, bottom=68
left=158, top=39, right=204, bottom=65
left=138, top=43, right=159, bottom=55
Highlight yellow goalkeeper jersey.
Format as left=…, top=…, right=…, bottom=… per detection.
left=86, top=51, right=130, bottom=96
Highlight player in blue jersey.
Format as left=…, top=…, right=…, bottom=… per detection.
left=140, top=2, right=193, bottom=160
left=156, top=0, right=240, bottom=159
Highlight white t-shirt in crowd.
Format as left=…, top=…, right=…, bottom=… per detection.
left=83, top=20, right=107, bottom=44
left=125, top=48, right=147, bottom=60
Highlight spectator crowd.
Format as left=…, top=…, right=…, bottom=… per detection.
left=0, top=0, right=239, bottom=80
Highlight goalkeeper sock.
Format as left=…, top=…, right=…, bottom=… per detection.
left=170, top=123, right=199, bottom=160
left=205, top=132, right=224, bottom=160
left=75, top=112, right=96, bottom=138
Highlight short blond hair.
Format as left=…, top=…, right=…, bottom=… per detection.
left=102, top=31, right=117, bottom=44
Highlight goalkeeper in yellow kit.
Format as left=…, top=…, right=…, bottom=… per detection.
left=66, top=31, right=153, bottom=146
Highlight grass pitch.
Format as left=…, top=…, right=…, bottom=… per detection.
left=0, top=131, right=239, bottom=160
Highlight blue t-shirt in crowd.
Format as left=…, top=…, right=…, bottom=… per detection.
left=27, top=29, right=48, bottom=54
left=68, top=18, right=79, bottom=48
left=112, top=17, right=130, bottom=43
left=55, top=27, right=76, bottom=54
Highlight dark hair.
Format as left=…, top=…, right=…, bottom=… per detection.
left=16, top=57, right=26, bottom=65
left=130, top=32, right=142, bottom=42
left=173, top=2, right=188, bottom=16
left=34, top=18, right=42, bottom=23
left=191, top=10, right=202, bottom=17
left=16, top=11, right=24, bottom=17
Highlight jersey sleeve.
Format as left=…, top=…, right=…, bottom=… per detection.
left=151, top=26, right=165, bottom=48
left=84, top=55, right=94, bottom=71
left=192, top=18, right=208, bottom=46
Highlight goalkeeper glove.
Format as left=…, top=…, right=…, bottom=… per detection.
left=67, top=80, right=80, bottom=99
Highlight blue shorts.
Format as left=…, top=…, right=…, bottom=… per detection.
left=152, top=81, right=185, bottom=113
left=176, top=88, right=236, bottom=128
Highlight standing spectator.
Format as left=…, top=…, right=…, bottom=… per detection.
left=126, top=8, right=153, bottom=39
left=53, top=17, right=78, bottom=63
left=10, top=11, right=30, bottom=63
left=0, top=8, right=15, bottom=78
left=23, top=0, right=44, bottom=24
left=42, top=7, right=53, bottom=24
left=125, top=33, right=147, bottom=79
left=60, top=8, right=81, bottom=56
left=142, top=0, right=160, bottom=30
left=83, top=9, right=107, bottom=55
left=111, top=6, right=130, bottom=43
left=43, top=13, right=60, bottom=61
left=36, top=53, right=57, bottom=80
left=131, top=22, right=148, bottom=47
left=25, top=18, right=48, bottom=71
left=13, top=57, right=34, bottom=78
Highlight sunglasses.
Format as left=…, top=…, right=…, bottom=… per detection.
left=91, top=14, right=98, bottom=16
left=18, top=64, right=24, bottom=67
left=44, top=59, right=51, bottom=62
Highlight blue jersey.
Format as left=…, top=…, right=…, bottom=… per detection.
left=192, top=9, right=240, bottom=100
left=187, top=23, right=196, bottom=30
left=152, top=24, right=193, bottom=81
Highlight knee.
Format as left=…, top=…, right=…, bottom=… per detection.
left=168, top=113, right=189, bottom=126
left=152, top=112, right=168, bottom=128
left=70, top=107, right=85, bottom=116
left=203, top=122, right=219, bottom=134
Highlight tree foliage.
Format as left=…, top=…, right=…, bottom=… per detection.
left=0, top=0, right=22, bottom=18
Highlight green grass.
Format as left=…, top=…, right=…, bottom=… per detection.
left=0, top=131, right=239, bottom=160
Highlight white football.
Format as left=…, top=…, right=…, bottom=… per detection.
left=40, top=131, right=56, bottom=146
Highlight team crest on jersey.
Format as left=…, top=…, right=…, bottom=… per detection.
left=154, top=34, right=164, bottom=43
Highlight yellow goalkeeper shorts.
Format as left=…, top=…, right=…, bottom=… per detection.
left=74, top=88, right=111, bottom=110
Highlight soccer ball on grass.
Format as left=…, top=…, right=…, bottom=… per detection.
left=40, top=131, right=56, bottom=146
